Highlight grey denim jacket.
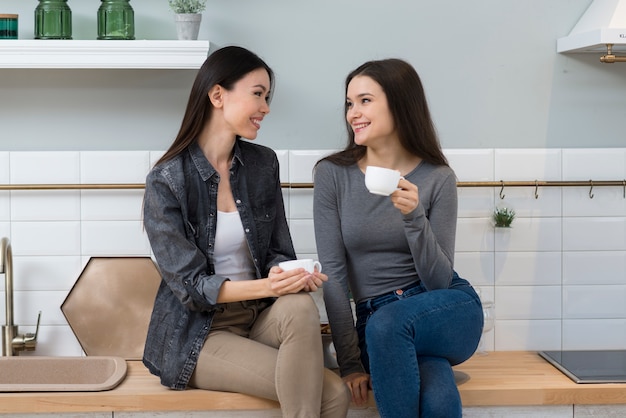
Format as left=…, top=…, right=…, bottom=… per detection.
left=142, top=140, right=296, bottom=389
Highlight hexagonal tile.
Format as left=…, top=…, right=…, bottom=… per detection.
left=61, top=257, right=161, bottom=360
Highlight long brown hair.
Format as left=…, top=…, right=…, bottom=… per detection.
left=156, top=46, right=274, bottom=166
left=321, top=58, right=448, bottom=167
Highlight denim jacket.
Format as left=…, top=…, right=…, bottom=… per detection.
left=142, top=140, right=296, bottom=389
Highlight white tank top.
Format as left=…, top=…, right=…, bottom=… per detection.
left=213, top=210, right=256, bottom=281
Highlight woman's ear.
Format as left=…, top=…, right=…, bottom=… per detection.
left=208, top=85, right=224, bottom=108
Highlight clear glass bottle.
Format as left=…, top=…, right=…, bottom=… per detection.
left=97, top=0, right=135, bottom=40
left=34, top=0, right=72, bottom=39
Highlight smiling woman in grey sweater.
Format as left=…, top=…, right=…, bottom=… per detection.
left=313, top=58, right=483, bottom=418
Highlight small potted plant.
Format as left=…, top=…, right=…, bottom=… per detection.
left=493, top=207, right=515, bottom=228
left=168, top=0, right=206, bottom=40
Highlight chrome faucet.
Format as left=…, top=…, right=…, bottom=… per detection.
left=1, top=237, right=40, bottom=356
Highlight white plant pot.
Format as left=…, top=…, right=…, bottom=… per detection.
left=174, top=13, right=202, bottom=40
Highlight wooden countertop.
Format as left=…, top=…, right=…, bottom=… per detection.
left=1, top=352, right=626, bottom=414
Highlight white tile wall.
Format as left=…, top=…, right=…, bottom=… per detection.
left=1, top=148, right=625, bottom=357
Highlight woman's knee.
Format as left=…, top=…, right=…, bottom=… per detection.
left=274, top=293, right=320, bottom=327
left=322, top=369, right=351, bottom=415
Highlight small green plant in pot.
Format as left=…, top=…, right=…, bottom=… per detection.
left=168, top=0, right=207, bottom=14
left=493, top=207, right=515, bottom=228
left=169, top=0, right=206, bottom=40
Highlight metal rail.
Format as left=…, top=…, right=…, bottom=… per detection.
left=0, top=180, right=625, bottom=191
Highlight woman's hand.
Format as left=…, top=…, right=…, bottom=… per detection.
left=391, top=177, right=419, bottom=215
left=302, top=270, right=328, bottom=292
left=343, top=372, right=372, bottom=406
left=267, top=266, right=327, bottom=295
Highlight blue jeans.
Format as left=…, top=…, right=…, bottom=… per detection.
left=355, top=272, right=483, bottom=418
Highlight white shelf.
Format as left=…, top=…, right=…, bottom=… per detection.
left=0, top=39, right=210, bottom=69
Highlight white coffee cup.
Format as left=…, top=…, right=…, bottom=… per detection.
left=279, top=259, right=322, bottom=273
left=365, top=166, right=402, bottom=196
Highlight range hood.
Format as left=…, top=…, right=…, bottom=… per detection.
left=558, top=0, right=626, bottom=62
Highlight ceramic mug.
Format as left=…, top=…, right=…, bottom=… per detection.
left=365, top=166, right=402, bottom=196
left=278, top=259, right=322, bottom=273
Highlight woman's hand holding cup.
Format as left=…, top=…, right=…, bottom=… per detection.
left=277, top=259, right=326, bottom=292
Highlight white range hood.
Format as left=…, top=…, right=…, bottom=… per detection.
left=557, top=0, right=626, bottom=57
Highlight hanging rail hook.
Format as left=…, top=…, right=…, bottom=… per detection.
left=534, top=180, right=539, bottom=199
left=589, top=180, right=594, bottom=199
left=499, top=180, right=505, bottom=200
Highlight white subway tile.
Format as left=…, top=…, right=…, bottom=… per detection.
left=0, top=152, right=8, bottom=182
left=10, top=151, right=80, bottom=184
left=13, top=290, right=69, bottom=326
left=0, top=191, right=11, bottom=222
left=81, top=190, right=144, bottom=221
left=12, top=255, right=83, bottom=292
left=10, top=190, right=80, bottom=221
left=289, top=150, right=333, bottom=183
left=0, top=153, right=8, bottom=220
left=288, top=189, right=314, bottom=219
left=495, top=286, right=561, bottom=320
left=495, top=252, right=561, bottom=286
left=274, top=149, right=289, bottom=184
left=454, top=252, right=494, bottom=286
left=495, top=149, right=562, bottom=181
left=19, top=325, right=84, bottom=357
left=563, top=251, right=626, bottom=285
left=495, top=187, right=561, bottom=217
left=149, top=150, right=166, bottom=168
left=476, top=285, right=495, bottom=304
left=445, top=149, right=494, bottom=182
left=458, top=188, right=494, bottom=218
left=4, top=148, right=626, bottom=356
left=563, top=185, right=626, bottom=217
left=563, top=285, right=626, bottom=319
left=80, top=151, right=151, bottom=183
left=563, top=217, right=626, bottom=251
left=282, top=189, right=290, bottom=220
left=0, top=194, right=8, bottom=222
left=495, top=319, right=562, bottom=351
left=495, top=218, right=561, bottom=252
left=456, top=218, right=494, bottom=252
left=81, top=221, right=151, bottom=256
left=562, top=319, right=626, bottom=350
left=478, top=328, right=495, bottom=352
left=10, top=221, right=81, bottom=256
left=563, top=149, right=626, bottom=180
left=0, top=222, right=9, bottom=240
left=289, top=219, right=317, bottom=254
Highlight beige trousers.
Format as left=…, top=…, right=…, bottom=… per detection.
left=189, top=293, right=351, bottom=418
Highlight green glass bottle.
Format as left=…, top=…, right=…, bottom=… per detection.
left=34, top=0, right=72, bottom=40
left=97, top=0, right=135, bottom=40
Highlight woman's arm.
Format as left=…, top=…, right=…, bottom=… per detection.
left=399, top=169, right=458, bottom=290
left=143, top=168, right=227, bottom=311
left=314, top=161, right=365, bottom=377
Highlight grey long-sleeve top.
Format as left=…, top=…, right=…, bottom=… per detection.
left=313, top=159, right=458, bottom=376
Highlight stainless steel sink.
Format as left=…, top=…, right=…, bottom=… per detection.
left=0, top=356, right=127, bottom=392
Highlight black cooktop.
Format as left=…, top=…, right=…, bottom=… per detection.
left=539, top=350, right=626, bottom=384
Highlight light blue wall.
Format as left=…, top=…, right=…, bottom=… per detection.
left=2, top=0, right=625, bottom=150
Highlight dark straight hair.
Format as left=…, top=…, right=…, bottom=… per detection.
left=321, top=58, right=448, bottom=167
left=155, top=46, right=274, bottom=166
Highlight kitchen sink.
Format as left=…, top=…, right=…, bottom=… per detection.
left=0, top=356, right=127, bottom=392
